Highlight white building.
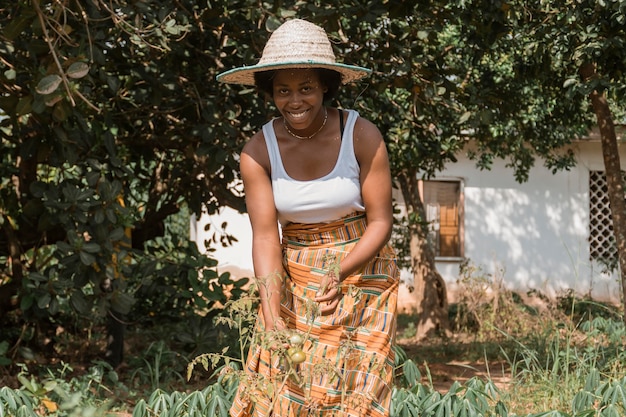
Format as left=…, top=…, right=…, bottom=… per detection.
left=420, top=136, right=624, bottom=305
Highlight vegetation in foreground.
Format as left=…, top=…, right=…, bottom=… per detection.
left=1, top=268, right=625, bottom=417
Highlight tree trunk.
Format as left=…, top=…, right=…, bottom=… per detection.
left=105, top=313, right=125, bottom=367
left=398, top=172, right=450, bottom=339
left=580, top=62, right=626, bottom=324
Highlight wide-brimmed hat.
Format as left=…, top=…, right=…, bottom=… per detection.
left=216, top=19, right=371, bottom=86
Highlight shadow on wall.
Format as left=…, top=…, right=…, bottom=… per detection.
left=462, top=165, right=618, bottom=303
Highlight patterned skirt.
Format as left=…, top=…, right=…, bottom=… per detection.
left=229, top=212, right=399, bottom=417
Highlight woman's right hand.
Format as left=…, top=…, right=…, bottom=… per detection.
left=266, top=316, right=287, bottom=332
left=314, top=272, right=343, bottom=315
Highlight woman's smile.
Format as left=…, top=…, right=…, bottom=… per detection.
left=287, top=109, right=309, bottom=120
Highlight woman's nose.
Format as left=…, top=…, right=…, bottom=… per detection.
left=288, top=92, right=303, bottom=104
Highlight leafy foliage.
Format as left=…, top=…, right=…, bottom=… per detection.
left=1, top=0, right=256, bottom=360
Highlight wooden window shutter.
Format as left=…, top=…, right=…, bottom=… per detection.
left=423, top=181, right=461, bottom=257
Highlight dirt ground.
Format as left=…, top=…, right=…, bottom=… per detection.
left=410, top=355, right=512, bottom=392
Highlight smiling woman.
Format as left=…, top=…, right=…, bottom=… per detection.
left=217, top=19, right=399, bottom=417
left=271, top=69, right=329, bottom=140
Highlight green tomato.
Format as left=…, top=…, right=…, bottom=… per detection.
left=289, top=333, right=304, bottom=346
left=287, top=347, right=299, bottom=357
left=289, top=350, right=306, bottom=364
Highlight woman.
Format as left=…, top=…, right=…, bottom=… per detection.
left=217, top=19, right=399, bottom=417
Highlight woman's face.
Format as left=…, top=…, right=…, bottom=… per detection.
left=272, top=69, right=327, bottom=130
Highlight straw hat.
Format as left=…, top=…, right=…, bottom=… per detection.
left=216, top=19, right=371, bottom=85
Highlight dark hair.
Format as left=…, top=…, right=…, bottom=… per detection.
left=254, top=68, right=342, bottom=102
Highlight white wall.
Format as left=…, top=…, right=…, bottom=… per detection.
left=192, top=207, right=254, bottom=279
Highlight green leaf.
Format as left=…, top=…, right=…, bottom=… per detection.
left=52, top=100, right=71, bottom=121
left=37, top=293, right=51, bottom=309
left=28, top=272, right=48, bottom=283
left=458, top=111, right=471, bottom=124
left=17, top=375, right=34, bottom=393
left=44, top=93, right=63, bottom=107
left=70, top=291, right=90, bottom=315
left=109, top=227, right=126, bottom=241
left=132, top=399, right=147, bottom=417
left=49, top=297, right=59, bottom=315
left=2, top=10, right=35, bottom=41
left=59, top=392, right=82, bottom=411
left=79, top=251, right=96, bottom=265
left=15, top=96, right=33, bottom=116
left=43, top=381, right=57, bottom=392
left=265, top=15, right=282, bottom=31
left=402, top=359, right=421, bottom=388
left=36, top=75, right=63, bottom=95
left=110, top=292, right=135, bottom=315
left=563, top=78, right=578, bottom=88
left=66, top=62, right=90, bottom=79
left=20, top=295, right=34, bottom=311
left=82, top=242, right=102, bottom=253
left=56, top=241, right=72, bottom=253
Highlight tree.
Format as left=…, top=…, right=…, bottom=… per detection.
left=454, top=0, right=626, bottom=321
left=531, top=0, right=626, bottom=321
left=370, top=0, right=625, bottom=335
left=0, top=0, right=259, bottom=363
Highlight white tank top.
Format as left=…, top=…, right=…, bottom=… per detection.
left=263, top=109, right=365, bottom=226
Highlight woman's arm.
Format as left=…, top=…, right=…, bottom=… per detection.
left=315, top=117, right=394, bottom=313
left=240, top=132, right=286, bottom=330
left=340, top=117, right=394, bottom=277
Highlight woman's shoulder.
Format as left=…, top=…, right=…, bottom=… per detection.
left=240, top=126, right=273, bottom=175
left=352, top=113, right=383, bottom=145
left=242, top=126, right=269, bottom=156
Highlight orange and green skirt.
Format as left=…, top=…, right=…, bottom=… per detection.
left=230, top=212, right=399, bottom=417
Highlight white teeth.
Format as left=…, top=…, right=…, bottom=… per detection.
left=289, top=110, right=308, bottom=119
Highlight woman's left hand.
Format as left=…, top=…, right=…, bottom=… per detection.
left=314, top=272, right=342, bottom=315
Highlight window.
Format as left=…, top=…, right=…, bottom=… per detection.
left=421, top=179, right=463, bottom=258
left=589, top=171, right=620, bottom=269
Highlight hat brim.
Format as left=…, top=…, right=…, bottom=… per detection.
left=216, top=61, right=371, bottom=86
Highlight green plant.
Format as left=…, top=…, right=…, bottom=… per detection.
left=1, top=0, right=250, bottom=370
left=0, top=363, right=118, bottom=417
left=7, top=298, right=626, bottom=417
left=184, top=268, right=514, bottom=417
left=129, top=341, right=186, bottom=392
left=132, top=374, right=239, bottom=417
left=496, top=305, right=626, bottom=415
left=0, top=341, right=11, bottom=367
left=396, top=313, right=418, bottom=340
left=0, top=386, right=38, bottom=417
left=453, top=260, right=550, bottom=342
left=556, top=290, right=622, bottom=323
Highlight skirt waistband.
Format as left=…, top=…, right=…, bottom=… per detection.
left=281, top=212, right=366, bottom=246
left=282, top=211, right=365, bottom=234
